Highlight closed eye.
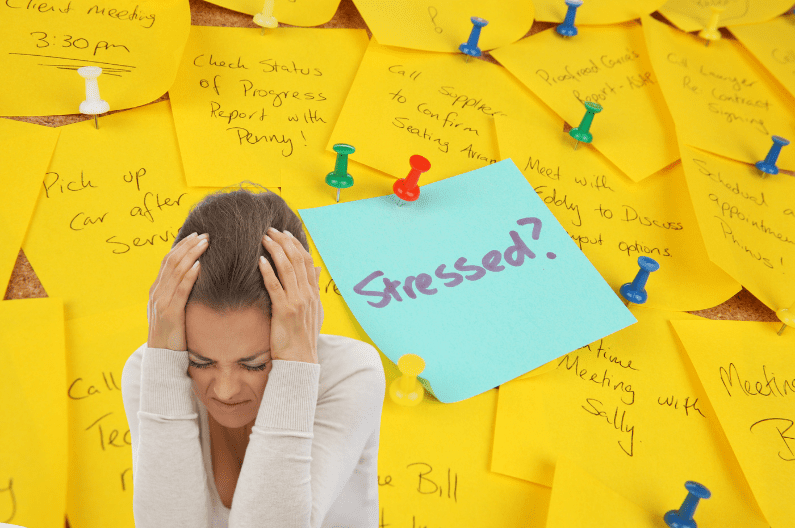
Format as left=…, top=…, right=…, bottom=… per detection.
left=188, top=359, right=270, bottom=372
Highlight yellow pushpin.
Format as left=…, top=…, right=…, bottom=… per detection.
left=776, top=300, right=795, bottom=336
left=388, top=354, right=426, bottom=407
left=698, top=6, right=725, bottom=47
left=253, top=0, right=278, bottom=35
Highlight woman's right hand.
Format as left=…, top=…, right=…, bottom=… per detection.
left=147, top=232, right=210, bottom=351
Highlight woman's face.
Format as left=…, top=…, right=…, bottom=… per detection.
left=185, top=303, right=272, bottom=430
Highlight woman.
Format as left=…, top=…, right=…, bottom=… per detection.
left=121, top=183, right=386, bottom=528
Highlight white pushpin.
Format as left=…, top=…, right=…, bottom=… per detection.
left=253, top=0, right=278, bottom=35
left=77, top=66, right=109, bottom=129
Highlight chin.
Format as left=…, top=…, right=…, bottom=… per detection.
left=209, top=408, right=255, bottom=429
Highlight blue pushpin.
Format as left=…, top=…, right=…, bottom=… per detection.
left=556, top=0, right=584, bottom=37
left=755, top=135, right=790, bottom=176
left=664, top=481, right=711, bottom=528
left=620, top=256, right=659, bottom=306
left=459, top=17, right=488, bottom=62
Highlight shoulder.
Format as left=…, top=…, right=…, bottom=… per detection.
left=120, top=342, right=147, bottom=396
left=317, top=334, right=384, bottom=373
left=316, top=334, right=386, bottom=395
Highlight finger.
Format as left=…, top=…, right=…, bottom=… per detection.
left=159, top=234, right=209, bottom=309
left=151, top=232, right=198, bottom=297
left=262, top=230, right=300, bottom=297
left=172, top=248, right=204, bottom=310
left=258, top=252, right=288, bottom=308
left=284, top=231, right=316, bottom=293
left=280, top=230, right=311, bottom=294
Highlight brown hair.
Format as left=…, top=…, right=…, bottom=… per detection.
left=173, top=181, right=310, bottom=318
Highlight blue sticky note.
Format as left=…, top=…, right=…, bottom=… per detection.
left=298, top=159, right=636, bottom=403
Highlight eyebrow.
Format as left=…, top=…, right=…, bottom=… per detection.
left=187, top=350, right=270, bottom=362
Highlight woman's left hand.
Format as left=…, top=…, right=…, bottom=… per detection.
left=258, top=227, right=322, bottom=364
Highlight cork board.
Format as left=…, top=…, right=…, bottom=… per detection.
left=0, top=4, right=782, bottom=528
left=3, top=0, right=778, bottom=323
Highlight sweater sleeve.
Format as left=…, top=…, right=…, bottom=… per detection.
left=127, top=346, right=212, bottom=528
left=229, top=346, right=385, bottom=528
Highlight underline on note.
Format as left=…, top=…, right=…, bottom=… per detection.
left=46, top=64, right=124, bottom=77
left=9, top=52, right=136, bottom=69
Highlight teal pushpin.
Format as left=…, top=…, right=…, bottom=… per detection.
left=459, top=17, right=488, bottom=62
left=620, top=256, right=659, bottom=306
left=556, top=0, right=583, bottom=37
left=325, top=143, right=355, bottom=203
left=755, top=135, right=789, bottom=176
left=569, top=101, right=602, bottom=150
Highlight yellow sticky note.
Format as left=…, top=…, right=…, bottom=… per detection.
left=659, top=0, right=794, bottom=32
left=202, top=0, right=340, bottom=27
left=495, top=114, right=740, bottom=311
left=378, top=363, right=550, bottom=527
left=547, top=457, right=656, bottom=528
left=21, top=101, right=211, bottom=322
left=0, top=119, right=60, bottom=291
left=492, top=306, right=768, bottom=528
left=353, top=0, right=534, bottom=52
left=0, top=0, right=190, bottom=116
left=679, top=144, right=795, bottom=312
left=280, top=174, right=397, bottom=340
left=730, top=16, right=795, bottom=101
left=64, top=302, right=151, bottom=528
left=672, top=319, right=795, bottom=528
left=491, top=22, right=679, bottom=182
left=0, top=298, right=67, bottom=528
left=328, top=38, right=552, bottom=181
left=169, top=26, right=369, bottom=188
left=642, top=15, right=795, bottom=170
left=533, top=0, right=666, bottom=25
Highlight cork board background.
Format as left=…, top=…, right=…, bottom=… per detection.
left=3, top=0, right=779, bottom=324
left=0, top=2, right=783, bottom=527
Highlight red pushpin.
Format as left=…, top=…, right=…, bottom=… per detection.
left=393, top=155, right=430, bottom=206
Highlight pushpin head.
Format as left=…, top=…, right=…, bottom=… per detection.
left=664, top=481, right=711, bottom=528
left=325, top=143, right=355, bottom=189
left=253, top=0, right=278, bottom=28
left=776, top=300, right=795, bottom=335
left=253, top=12, right=278, bottom=28
left=569, top=101, right=602, bottom=145
left=394, top=154, right=431, bottom=203
left=459, top=17, right=489, bottom=59
left=755, top=135, right=790, bottom=176
left=620, top=256, right=659, bottom=305
left=556, top=0, right=584, bottom=37
left=698, top=6, right=725, bottom=43
left=77, top=66, right=109, bottom=115
left=389, top=353, right=426, bottom=407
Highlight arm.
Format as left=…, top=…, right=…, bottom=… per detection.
left=125, top=346, right=212, bottom=528
left=229, top=343, right=385, bottom=528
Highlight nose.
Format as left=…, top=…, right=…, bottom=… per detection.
left=212, top=371, right=243, bottom=402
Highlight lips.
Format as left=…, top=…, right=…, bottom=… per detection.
left=216, top=399, right=249, bottom=408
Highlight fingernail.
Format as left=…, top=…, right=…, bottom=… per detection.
left=268, top=227, right=278, bottom=234
left=189, top=232, right=197, bottom=238
left=264, top=235, right=272, bottom=242
left=283, top=230, right=293, bottom=238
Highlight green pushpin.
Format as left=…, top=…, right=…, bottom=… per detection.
left=325, top=143, right=355, bottom=203
left=569, top=101, right=603, bottom=150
